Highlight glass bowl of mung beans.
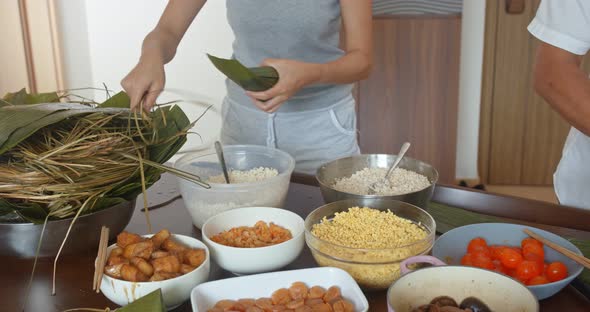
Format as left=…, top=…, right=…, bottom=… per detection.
left=304, top=198, right=435, bottom=291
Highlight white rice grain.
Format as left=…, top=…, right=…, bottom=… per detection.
left=208, top=167, right=278, bottom=184
left=332, top=167, right=430, bottom=195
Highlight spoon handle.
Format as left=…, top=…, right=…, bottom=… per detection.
left=384, top=142, right=411, bottom=181
left=215, top=141, right=230, bottom=184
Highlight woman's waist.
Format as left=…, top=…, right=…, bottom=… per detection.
left=225, top=81, right=354, bottom=113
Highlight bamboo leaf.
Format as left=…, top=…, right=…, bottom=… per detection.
left=2, top=88, right=60, bottom=105
left=88, top=197, right=127, bottom=212
left=207, top=54, right=278, bottom=91
left=98, top=91, right=131, bottom=108
left=117, top=288, right=166, bottom=312
left=2, top=88, right=29, bottom=105
left=0, top=104, right=127, bottom=156
left=0, top=198, right=47, bottom=224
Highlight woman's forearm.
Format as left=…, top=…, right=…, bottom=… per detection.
left=139, top=0, right=207, bottom=65
left=315, top=50, right=373, bottom=84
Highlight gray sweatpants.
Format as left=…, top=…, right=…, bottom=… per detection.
left=220, top=95, right=361, bottom=175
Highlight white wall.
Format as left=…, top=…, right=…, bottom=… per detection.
left=56, top=0, right=234, bottom=155
left=456, top=0, right=486, bottom=180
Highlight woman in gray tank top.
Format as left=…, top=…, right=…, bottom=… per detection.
left=122, top=1, right=373, bottom=174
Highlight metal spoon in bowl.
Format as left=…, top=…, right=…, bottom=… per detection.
left=368, top=142, right=411, bottom=195
left=214, top=141, right=230, bottom=184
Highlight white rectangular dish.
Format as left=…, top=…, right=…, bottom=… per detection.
left=191, top=267, right=369, bottom=312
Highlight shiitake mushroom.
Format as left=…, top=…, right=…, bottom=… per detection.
left=459, top=297, right=492, bottom=312
left=412, top=296, right=491, bottom=312
left=412, top=304, right=440, bottom=312
left=430, top=296, right=458, bottom=307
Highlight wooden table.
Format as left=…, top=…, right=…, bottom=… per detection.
left=2, top=174, right=590, bottom=311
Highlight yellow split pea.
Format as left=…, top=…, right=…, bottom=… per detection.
left=310, top=207, right=430, bottom=289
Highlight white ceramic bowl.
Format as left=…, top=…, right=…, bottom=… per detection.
left=191, top=267, right=369, bottom=312
left=100, top=234, right=210, bottom=310
left=387, top=259, right=539, bottom=312
left=175, top=145, right=295, bottom=229
left=202, top=207, right=305, bottom=275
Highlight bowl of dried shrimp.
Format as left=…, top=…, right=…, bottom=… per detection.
left=202, top=207, right=305, bottom=275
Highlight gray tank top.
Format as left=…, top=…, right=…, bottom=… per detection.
left=225, top=0, right=353, bottom=113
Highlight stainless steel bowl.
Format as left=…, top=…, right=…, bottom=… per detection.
left=316, top=154, right=438, bottom=209
left=0, top=200, right=135, bottom=258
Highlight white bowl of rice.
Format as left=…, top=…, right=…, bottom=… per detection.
left=174, top=145, right=295, bottom=229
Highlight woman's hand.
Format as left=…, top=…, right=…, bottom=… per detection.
left=121, top=56, right=166, bottom=112
left=247, top=58, right=321, bottom=113
left=121, top=0, right=206, bottom=112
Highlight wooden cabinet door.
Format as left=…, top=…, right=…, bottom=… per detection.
left=357, top=16, right=461, bottom=184
left=480, top=0, right=590, bottom=185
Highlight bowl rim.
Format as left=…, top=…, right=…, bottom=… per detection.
left=432, top=222, right=585, bottom=288
left=201, top=207, right=305, bottom=251
left=386, top=265, right=540, bottom=310
left=101, top=233, right=210, bottom=286
left=174, top=144, right=295, bottom=188
left=304, top=199, right=436, bottom=253
left=315, top=154, right=439, bottom=197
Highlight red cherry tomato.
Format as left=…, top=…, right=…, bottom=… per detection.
left=489, top=245, right=504, bottom=260
left=472, top=251, right=495, bottom=270
left=461, top=253, right=474, bottom=266
left=521, top=238, right=543, bottom=249
left=515, top=260, right=541, bottom=282
left=468, top=237, right=488, bottom=253
left=527, top=275, right=550, bottom=286
left=511, top=247, right=523, bottom=255
left=499, top=248, right=523, bottom=269
left=523, top=243, right=544, bottom=259
left=524, top=252, right=544, bottom=269
left=492, top=260, right=510, bottom=275
left=546, top=262, right=568, bottom=282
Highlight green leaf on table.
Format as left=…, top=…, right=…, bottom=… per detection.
left=207, top=54, right=278, bottom=91
left=117, top=288, right=166, bottom=312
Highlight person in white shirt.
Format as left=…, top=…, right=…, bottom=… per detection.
left=528, top=0, right=590, bottom=210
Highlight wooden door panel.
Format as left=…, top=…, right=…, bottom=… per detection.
left=358, top=16, right=460, bottom=184
left=488, top=0, right=539, bottom=184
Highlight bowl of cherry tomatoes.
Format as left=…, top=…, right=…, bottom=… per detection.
left=432, top=223, right=584, bottom=300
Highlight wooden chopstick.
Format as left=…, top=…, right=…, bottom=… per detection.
left=93, top=226, right=110, bottom=293
left=523, top=229, right=590, bottom=270
left=92, top=227, right=105, bottom=291
left=96, top=227, right=110, bottom=293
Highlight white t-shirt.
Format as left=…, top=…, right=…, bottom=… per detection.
left=528, top=0, right=590, bottom=210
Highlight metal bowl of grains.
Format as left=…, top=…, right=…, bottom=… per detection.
left=304, top=198, right=436, bottom=291
left=175, top=145, right=295, bottom=229
left=316, top=154, right=438, bottom=209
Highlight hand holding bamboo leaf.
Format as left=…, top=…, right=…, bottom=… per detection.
left=246, top=58, right=322, bottom=113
